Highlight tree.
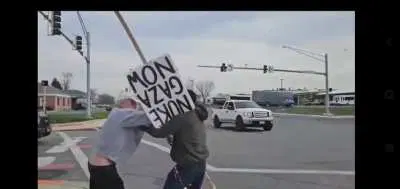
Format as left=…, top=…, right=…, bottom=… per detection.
left=97, top=93, right=115, bottom=105
left=51, top=78, right=63, bottom=90
left=61, top=72, right=73, bottom=90
left=90, top=89, right=98, bottom=103
left=195, top=80, right=215, bottom=103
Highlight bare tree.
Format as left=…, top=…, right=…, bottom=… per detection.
left=90, top=88, right=98, bottom=103
left=61, top=72, right=73, bottom=90
left=195, top=80, right=215, bottom=103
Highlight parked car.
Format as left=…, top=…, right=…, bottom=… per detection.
left=38, top=112, right=52, bottom=139
left=212, top=100, right=274, bottom=131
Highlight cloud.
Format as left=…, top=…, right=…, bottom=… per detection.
left=38, top=11, right=354, bottom=97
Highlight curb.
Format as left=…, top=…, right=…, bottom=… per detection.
left=52, top=119, right=106, bottom=131
left=52, top=127, right=100, bottom=131
left=38, top=180, right=88, bottom=189
left=273, top=113, right=354, bottom=119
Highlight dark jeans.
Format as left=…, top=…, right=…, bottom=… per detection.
left=88, top=161, right=125, bottom=189
left=163, top=161, right=206, bottom=189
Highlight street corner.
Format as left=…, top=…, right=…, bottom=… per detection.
left=38, top=180, right=88, bottom=189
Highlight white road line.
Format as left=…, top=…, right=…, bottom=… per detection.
left=38, top=156, right=56, bottom=168
left=211, top=167, right=355, bottom=176
left=58, top=132, right=90, bottom=179
left=142, top=139, right=355, bottom=176
left=141, top=139, right=217, bottom=171
left=94, top=128, right=352, bottom=176
left=46, top=137, right=87, bottom=153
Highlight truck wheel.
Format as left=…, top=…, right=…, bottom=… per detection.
left=235, top=116, right=245, bottom=131
left=213, top=116, right=221, bottom=128
left=263, top=121, right=273, bottom=131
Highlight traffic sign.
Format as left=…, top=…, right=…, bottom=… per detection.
left=268, top=65, right=274, bottom=73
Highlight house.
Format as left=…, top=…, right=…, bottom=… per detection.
left=63, top=89, right=87, bottom=110
left=38, top=83, right=72, bottom=111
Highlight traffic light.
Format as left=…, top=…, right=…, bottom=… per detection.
left=75, top=36, right=82, bottom=51
left=51, top=11, right=62, bottom=35
left=263, top=65, right=268, bottom=73
left=220, top=63, right=227, bottom=72
left=41, top=80, right=48, bottom=87
left=329, top=88, right=332, bottom=92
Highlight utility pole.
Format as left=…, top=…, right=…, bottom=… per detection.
left=280, top=79, right=284, bottom=90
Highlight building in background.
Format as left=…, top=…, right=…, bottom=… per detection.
left=315, top=90, right=355, bottom=105
left=292, top=89, right=354, bottom=106
left=252, top=90, right=294, bottom=107
left=63, top=89, right=87, bottom=110
left=37, top=83, right=72, bottom=111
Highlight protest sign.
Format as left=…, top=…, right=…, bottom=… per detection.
left=127, top=54, right=195, bottom=128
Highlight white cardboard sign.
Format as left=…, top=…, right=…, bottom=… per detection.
left=127, top=54, right=195, bottom=128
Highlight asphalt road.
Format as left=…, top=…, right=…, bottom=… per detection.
left=38, top=115, right=354, bottom=189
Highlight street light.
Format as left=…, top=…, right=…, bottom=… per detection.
left=282, top=45, right=332, bottom=116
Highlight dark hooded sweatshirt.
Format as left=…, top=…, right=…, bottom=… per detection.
left=145, top=103, right=209, bottom=165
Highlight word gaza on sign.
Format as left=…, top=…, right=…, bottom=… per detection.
left=127, top=54, right=195, bottom=128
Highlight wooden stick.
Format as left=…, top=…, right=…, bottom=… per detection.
left=114, top=11, right=148, bottom=64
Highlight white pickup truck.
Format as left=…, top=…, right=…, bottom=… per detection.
left=212, top=100, right=274, bottom=131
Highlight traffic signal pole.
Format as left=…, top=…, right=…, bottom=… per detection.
left=197, top=65, right=326, bottom=75
left=39, top=11, right=86, bottom=60
left=197, top=63, right=331, bottom=114
left=77, top=11, right=92, bottom=118
left=39, top=11, right=92, bottom=118
left=282, top=45, right=331, bottom=116
left=199, top=45, right=333, bottom=116
left=323, top=53, right=330, bottom=116
left=86, top=31, right=91, bottom=118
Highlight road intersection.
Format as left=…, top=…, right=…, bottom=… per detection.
left=38, top=115, right=354, bottom=189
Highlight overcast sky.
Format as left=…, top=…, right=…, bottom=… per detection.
left=38, top=11, right=354, bottom=97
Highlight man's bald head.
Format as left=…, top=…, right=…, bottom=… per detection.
left=118, top=98, right=137, bottom=109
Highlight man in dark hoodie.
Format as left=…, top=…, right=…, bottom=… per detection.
left=142, top=89, right=209, bottom=189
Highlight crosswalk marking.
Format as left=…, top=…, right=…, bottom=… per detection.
left=58, top=132, right=90, bottom=179
left=38, top=156, right=56, bottom=168
left=46, top=136, right=87, bottom=154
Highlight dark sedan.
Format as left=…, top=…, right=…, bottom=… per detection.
left=38, top=112, right=52, bottom=139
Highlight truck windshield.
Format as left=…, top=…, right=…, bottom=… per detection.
left=234, top=101, right=261, bottom=109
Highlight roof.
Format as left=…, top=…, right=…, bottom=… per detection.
left=316, top=90, right=354, bottom=96
left=37, top=83, right=68, bottom=95
left=64, top=89, right=86, bottom=98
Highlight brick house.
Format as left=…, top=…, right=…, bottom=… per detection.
left=63, top=89, right=87, bottom=110
left=38, top=83, right=72, bottom=111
